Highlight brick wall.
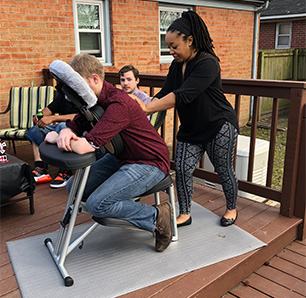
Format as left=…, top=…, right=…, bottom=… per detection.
left=0, top=0, right=76, bottom=129
left=259, top=22, right=276, bottom=49
left=291, top=19, right=306, bottom=48
left=0, top=0, right=255, bottom=132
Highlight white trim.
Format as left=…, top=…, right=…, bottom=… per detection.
left=73, top=0, right=111, bottom=64
left=159, top=4, right=191, bottom=64
left=152, top=0, right=264, bottom=12
left=261, top=13, right=306, bottom=20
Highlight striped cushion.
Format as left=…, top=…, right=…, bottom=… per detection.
left=9, top=86, right=54, bottom=129
left=0, top=128, right=28, bottom=140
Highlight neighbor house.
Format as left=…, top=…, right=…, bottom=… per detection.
left=258, top=0, right=306, bottom=80
left=257, top=0, right=306, bottom=112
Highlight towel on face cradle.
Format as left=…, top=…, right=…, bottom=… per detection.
left=49, top=60, right=97, bottom=109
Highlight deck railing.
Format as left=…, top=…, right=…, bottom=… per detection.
left=105, top=72, right=306, bottom=239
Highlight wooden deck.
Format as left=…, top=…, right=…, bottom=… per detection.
left=1, top=144, right=304, bottom=298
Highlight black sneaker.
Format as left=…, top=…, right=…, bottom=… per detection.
left=50, top=171, right=72, bottom=189
left=32, top=166, right=52, bottom=184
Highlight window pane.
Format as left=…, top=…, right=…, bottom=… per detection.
left=160, top=11, right=182, bottom=31
left=279, top=24, right=290, bottom=35
left=77, top=4, right=100, bottom=29
left=80, top=32, right=101, bottom=51
left=161, top=51, right=171, bottom=56
left=278, top=36, right=289, bottom=46
left=160, top=34, right=168, bottom=49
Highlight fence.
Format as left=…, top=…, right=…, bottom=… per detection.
left=257, top=48, right=306, bottom=114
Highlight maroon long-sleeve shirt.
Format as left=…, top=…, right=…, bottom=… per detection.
left=67, top=81, right=170, bottom=175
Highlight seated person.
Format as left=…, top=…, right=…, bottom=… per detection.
left=119, top=65, right=151, bottom=119
left=46, top=53, right=173, bottom=252
left=25, top=93, right=78, bottom=187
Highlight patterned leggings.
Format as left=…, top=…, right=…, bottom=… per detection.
left=175, top=121, right=238, bottom=214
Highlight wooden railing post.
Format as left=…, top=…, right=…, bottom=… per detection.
left=294, top=104, right=306, bottom=240
left=281, top=88, right=306, bottom=217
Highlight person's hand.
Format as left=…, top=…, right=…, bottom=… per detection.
left=128, top=94, right=138, bottom=101
left=71, top=137, right=95, bottom=154
left=45, top=131, right=59, bottom=144
left=57, top=128, right=78, bottom=152
left=37, top=115, right=54, bottom=129
left=33, top=115, right=39, bottom=125
left=132, top=95, right=148, bottom=114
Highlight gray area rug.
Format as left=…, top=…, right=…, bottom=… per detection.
left=7, top=202, right=266, bottom=298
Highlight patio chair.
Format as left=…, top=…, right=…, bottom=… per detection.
left=40, top=60, right=177, bottom=286
left=0, top=86, right=54, bottom=153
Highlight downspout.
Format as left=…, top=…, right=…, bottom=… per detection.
left=250, top=0, right=270, bottom=118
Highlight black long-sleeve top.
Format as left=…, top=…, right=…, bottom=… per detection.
left=155, top=52, right=239, bottom=145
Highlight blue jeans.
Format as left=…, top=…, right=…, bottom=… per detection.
left=25, top=122, right=67, bottom=147
left=67, top=153, right=165, bottom=232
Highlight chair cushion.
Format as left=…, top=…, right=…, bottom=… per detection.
left=10, top=86, right=54, bottom=129
left=39, top=142, right=96, bottom=170
left=0, top=128, right=28, bottom=140
left=140, top=173, right=173, bottom=196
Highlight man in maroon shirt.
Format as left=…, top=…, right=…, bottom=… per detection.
left=50, top=53, right=173, bottom=252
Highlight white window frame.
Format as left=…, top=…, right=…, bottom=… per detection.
left=275, top=22, right=292, bottom=49
left=73, top=0, right=111, bottom=64
left=159, top=5, right=191, bottom=64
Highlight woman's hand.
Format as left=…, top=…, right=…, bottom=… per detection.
left=57, top=128, right=79, bottom=152
left=131, top=95, right=149, bottom=115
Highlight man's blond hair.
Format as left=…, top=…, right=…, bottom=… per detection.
left=69, top=53, right=105, bottom=80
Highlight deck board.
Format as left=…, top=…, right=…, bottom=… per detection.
left=277, top=248, right=306, bottom=267
left=255, top=265, right=306, bottom=296
left=227, top=282, right=270, bottom=297
left=287, top=242, right=306, bottom=256
left=269, top=256, right=306, bottom=280
left=0, top=143, right=304, bottom=298
left=237, top=274, right=303, bottom=298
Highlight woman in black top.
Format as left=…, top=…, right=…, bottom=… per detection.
left=136, top=11, right=239, bottom=227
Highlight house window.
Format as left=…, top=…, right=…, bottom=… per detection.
left=275, top=22, right=292, bottom=49
left=159, top=5, right=192, bottom=63
left=74, top=0, right=111, bottom=63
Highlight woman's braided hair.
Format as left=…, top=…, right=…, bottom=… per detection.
left=168, top=10, right=219, bottom=61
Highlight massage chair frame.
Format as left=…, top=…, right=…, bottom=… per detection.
left=40, top=71, right=178, bottom=287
